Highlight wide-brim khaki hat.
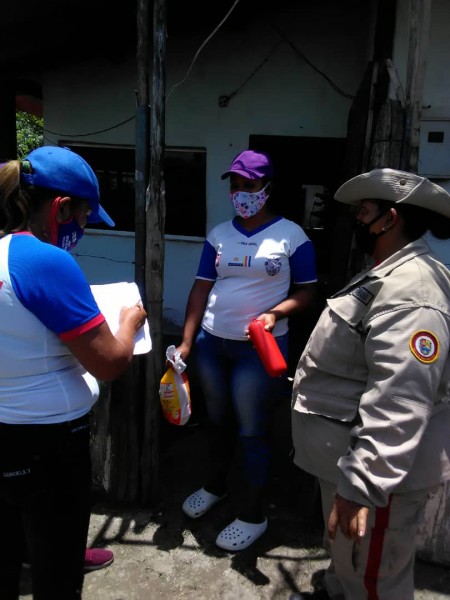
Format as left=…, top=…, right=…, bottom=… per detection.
left=334, top=168, right=450, bottom=218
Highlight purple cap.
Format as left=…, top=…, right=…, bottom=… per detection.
left=221, top=150, right=274, bottom=180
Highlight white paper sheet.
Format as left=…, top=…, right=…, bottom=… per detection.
left=90, top=282, right=152, bottom=355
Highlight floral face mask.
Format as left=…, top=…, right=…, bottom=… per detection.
left=230, top=184, right=270, bottom=219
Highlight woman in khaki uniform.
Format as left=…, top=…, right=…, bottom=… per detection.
left=291, top=168, right=450, bottom=600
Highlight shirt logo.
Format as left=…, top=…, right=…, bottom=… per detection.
left=410, top=330, right=439, bottom=363
left=265, top=257, right=282, bottom=276
left=0, top=281, right=3, bottom=290
left=228, top=256, right=252, bottom=267
left=351, top=286, right=374, bottom=305
left=2, top=468, right=31, bottom=478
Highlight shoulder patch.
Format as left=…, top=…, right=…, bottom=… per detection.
left=410, top=331, right=439, bottom=363
left=351, top=286, right=374, bottom=305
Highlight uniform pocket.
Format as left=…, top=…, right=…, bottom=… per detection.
left=305, top=305, right=366, bottom=378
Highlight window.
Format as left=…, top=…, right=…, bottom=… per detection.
left=61, top=143, right=206, bottom=237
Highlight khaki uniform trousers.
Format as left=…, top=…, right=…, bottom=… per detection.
left=318, top=478, right=432, bottom=600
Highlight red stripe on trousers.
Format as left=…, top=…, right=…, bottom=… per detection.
left=363, top=495, right=393, bottom=600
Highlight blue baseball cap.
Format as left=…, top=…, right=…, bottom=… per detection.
left=21, top=146, right=115, bottom=227
left=221, top=150, right=274, bottom=180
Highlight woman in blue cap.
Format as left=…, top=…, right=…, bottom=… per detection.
left=176, top=149, right=318, bottom=551
left=0, top=146, right=147, bottom=599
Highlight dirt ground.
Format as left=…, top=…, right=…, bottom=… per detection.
left=19, top=397, right=450, bottom=599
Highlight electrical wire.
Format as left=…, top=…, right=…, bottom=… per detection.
left=270, top=21, right=355, bottom=100
left=71, top=252, right=135, bottom=264
left=43, top=133, right=57, bottom=145
left=219, top=19, right=355, bottom=105
left=39, top=1, right=354, bottom=139
left=43, top=115, right=135, bottom=138
left=41, top=0, right=241, bottom=138
left=166, top=0, right=241, bottom=101
left=220, top=39, right=284, bottom=106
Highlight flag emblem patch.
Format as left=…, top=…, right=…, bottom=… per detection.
left=410, top=330, right=439, bottom=363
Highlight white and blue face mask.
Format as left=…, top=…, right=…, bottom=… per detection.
left=230, top=184, right=270, bottom=219
left=56, top=219, right=85, bottom=251
left=48, top=197, right=85, bottom=251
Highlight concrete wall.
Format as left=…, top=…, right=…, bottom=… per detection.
left=44, top=1, right=374, bottom=328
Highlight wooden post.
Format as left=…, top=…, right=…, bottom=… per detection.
left=141, top=0, right=166, bottom=506
left=401, top=0, right=432, bottom=172
left=90, top=0, right=152, bottom=505
left=136, top=0, right=150, bottom=297
left=131, top=0, right=151, bottom=506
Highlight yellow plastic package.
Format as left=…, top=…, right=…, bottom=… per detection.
left=159, top=346, right=192, bottom=425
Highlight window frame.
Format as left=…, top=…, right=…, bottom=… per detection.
left=60, top=141, right=207, bottom=238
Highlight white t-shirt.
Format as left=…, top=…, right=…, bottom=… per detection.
left=0, top=233, right=104, bottom=424
left=196, top=216, right=317, bottom=340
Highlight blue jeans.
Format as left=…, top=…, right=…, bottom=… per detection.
left=194, top=328, right=288, bottom=492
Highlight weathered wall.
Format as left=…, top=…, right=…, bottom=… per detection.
left=43, top=1, right=374, bottom=327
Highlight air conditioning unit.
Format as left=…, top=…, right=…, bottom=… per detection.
left=418, top=120, right=450, bottom=178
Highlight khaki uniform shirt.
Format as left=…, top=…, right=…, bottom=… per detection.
left=292, top=238, right=450, bottom=507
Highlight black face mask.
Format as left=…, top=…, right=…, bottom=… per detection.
left=354, top=211, right=389, bottom=256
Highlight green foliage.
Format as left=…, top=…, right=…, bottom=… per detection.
left=16, top=111, right=43, bottom=158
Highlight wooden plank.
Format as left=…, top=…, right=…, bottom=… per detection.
left=402, top=0, right=432, bottom=172
left=369, top=98, right=404, bottom=169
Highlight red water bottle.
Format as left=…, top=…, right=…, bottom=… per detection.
left=247, top=319, right=288, bottom=377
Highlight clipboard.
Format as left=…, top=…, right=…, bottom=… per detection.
left=90, top=282, right=152, bottom=355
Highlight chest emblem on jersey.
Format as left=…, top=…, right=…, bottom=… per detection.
left=410, top=330, right=439, bottom=363
left=0, top=281, right=3, bottom=290
left=351, top=286, right=374, bottom=305
left=228, top=255, right=252, bottom=267
left=265, top=257, right=282, bottom=276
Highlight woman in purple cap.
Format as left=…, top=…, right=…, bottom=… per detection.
left=176, top=149, right=318, bottom=551
left=0, top=146, right=147, bottom=599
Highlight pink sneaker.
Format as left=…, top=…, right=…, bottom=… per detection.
left=84, top=548, right=114, bottom=572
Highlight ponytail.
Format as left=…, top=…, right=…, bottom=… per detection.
left=0, top=160, right=47, bottom=235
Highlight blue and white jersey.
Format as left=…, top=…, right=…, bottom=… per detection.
left=197, top=216, right=317, bottom=340
left=0, top=233, right=105, bottom=424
